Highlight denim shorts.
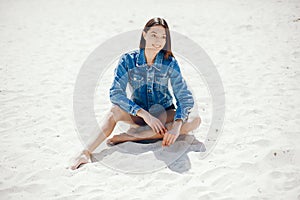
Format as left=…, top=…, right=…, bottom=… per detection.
left=130, top=104, right=176, bottom=126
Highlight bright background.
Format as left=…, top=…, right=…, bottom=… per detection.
left=1, top=0, right=299, bottom=199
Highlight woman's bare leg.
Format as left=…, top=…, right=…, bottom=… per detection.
left=85, top=105, right=140, bottom=152
left=107, top=110, right=201, bottom=145
left=71, top=105, right=140, bottom=169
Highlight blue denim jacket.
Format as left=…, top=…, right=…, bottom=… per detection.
left=109, top=48, right=194, bottom=121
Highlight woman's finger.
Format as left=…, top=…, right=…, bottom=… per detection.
left=154, top=124, right=161, bottom=134
left=169, top=135, right=175, bottom=146
left=165, top=133, right=173, bottom=146
left=162, top=133, right=168, bottom=146
left=156, top=121, right=165, bottom=134
left=157, top=126, right=164, bottom=135
left=150, top=124, right=158, bottom=134
left=153, top=121, right=163, bottom=135
left=153, top=118, right=162, bottom=133
left=157, top=127, right=163, bottom=135
left=163, top=127, right=167, bottom=133
left=170, top=135, right=177, bottom=145
left=153, top=123, right=160, bottom=134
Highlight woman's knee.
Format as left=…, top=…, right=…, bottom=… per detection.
left=109, top=105, right=128, bottom=122
left=190, top=115, right=201, bottom=128
left=108, top=105, right=121, bottom=122
left=195, top=116, right=201, bottom=127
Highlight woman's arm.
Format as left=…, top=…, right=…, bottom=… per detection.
left=169, top=59, right=195, bottom=122
left=161, top=59, right=194, bottom=146
left=109, top=54, right=142, bottom=116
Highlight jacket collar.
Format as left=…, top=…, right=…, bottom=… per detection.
left=137, top=48, right=164, bottom=68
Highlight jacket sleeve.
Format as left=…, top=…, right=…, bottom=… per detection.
left=169, top=59, right=195, bottom=122
left=109, top=54, right=142, bottom=116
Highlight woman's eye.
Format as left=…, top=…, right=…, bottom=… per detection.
left=162, top=36, right=166, bottom=39
left=151, top=34, right=156, bottom=38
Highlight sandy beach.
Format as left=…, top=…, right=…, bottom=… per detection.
left=1, top=0, right=300, bottom=199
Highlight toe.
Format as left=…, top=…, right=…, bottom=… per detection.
left=106, top=139, right=115, bottom=146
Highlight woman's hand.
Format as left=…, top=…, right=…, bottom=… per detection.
left=162, top=129, right=179, bottom=146
left=162, top=119, right=183, bottom=146
left=137, top=109, right=166, bottom=135
left=70, top=150, right=91, bottom=170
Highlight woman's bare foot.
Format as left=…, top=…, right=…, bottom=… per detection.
left=107, top=123, right=175, bottom=146
left=70, top=150, right=91, bottom=170
left=106, top=133, right=138, bottom=146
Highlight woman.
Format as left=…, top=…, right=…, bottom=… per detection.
left=71, top=17, right=201, bottom=170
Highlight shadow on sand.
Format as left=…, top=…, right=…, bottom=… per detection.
left=91, top=134, right=206, bottom=173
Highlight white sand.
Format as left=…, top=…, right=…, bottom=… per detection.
left=1, top=0, right=300, bottom=199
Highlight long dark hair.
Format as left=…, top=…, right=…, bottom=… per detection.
left=139, top=17, right=174, bottom=60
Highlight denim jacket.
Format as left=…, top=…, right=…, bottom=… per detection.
left=109, top=48, right=194, bottom=122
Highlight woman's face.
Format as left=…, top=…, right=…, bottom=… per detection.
left=143, top=25, right=166, bottom=52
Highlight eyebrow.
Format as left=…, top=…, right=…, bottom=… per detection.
left=150, top=31, right=166, bottom=36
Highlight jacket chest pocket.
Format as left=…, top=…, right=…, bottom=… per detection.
left=129, top=72, right=145, bottom=89
left=154, top=75, right=169, bottom=91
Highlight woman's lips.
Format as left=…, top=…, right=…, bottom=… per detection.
left=152, top=44, right=161, bottom=49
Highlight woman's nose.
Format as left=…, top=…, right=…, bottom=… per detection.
left=155, top=37, right=164, bottom=44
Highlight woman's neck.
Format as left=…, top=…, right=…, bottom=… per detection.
left=144, top=48, right=159, bottom=66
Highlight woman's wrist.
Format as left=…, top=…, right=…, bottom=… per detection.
left=172, top=119, right=183, bottom=130
left=136, top=109, right=148, bottom=119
